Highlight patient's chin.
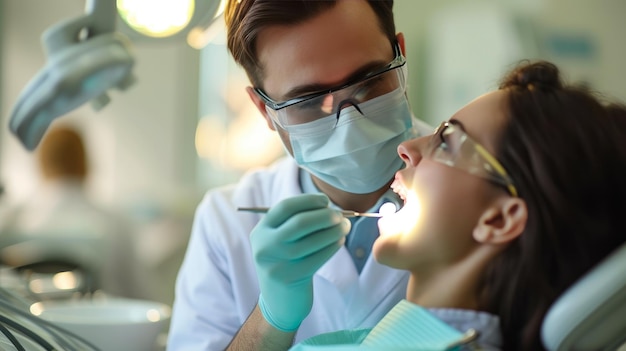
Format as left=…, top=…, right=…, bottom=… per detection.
left=372, top=234, right=403, bottom=268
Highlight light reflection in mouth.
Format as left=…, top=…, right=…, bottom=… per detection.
left=379, top=202, right=398, bottom=216
left=378, top=187, right=422, bottom=237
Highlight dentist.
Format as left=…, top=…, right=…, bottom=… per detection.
left=168, top=1, right=432, bottom=350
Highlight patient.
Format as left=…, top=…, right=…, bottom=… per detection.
left=290, top=61, right=626, bottom=350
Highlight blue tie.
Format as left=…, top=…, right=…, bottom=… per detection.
left=345, top=216, right=380, bottom=274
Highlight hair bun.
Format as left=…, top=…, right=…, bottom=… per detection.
left=500, top=61, right=562, bottom=90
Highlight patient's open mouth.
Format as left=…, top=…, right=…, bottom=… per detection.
left=379, top=172, right=423, bottom=237
left=390, top=176, right=407, bottom=202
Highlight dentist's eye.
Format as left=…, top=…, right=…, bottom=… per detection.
left=296, top=98, right=323, bottom=111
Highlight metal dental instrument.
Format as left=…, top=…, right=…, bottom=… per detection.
left=237, top=207, right=383, bottom=218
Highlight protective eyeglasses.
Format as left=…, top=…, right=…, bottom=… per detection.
left=424, top=121, right=518, bottom=197
left=254, top=42, right=407, bottom=132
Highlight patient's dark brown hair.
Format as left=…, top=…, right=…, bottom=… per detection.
left=480, top=60, right=626, bottom=350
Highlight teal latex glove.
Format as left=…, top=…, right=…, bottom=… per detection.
left=251, top=193, right=351, bottom=332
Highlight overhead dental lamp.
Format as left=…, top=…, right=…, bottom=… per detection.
left=8, top=0, right=136, bottom=151
left=116, top=0, right=225, bottom=45
left=117, top=0, right=196, bottom=38
left=8, top=0, right=223, bottom=151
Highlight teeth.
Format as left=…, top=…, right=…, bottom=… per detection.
left=390, top=179, right=407, bottom=201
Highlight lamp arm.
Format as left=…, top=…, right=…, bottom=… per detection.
left=42, top=0, right=117, bottom=57
left=84, top=0, right=117, bottom=35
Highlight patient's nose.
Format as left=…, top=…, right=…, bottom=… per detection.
left=397, top=137, right=426, bottom=167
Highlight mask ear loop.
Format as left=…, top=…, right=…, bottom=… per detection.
left=335, top=98, right=364, bottom=128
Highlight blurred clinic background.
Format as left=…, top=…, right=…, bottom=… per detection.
left=1, top=0, right=625, bottom=307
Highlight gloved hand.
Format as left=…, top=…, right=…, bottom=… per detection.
left=251, top=193, right=351, bottom=332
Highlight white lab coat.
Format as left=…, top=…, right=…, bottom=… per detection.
left=168, top=118, right=432, bottom=350
left=167, top=157, right=407, bottom=350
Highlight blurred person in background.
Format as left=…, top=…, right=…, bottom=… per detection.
left=0, top=124, right=138, bottom=299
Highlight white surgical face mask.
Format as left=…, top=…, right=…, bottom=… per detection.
left=283, top=87, right=416, bottom=194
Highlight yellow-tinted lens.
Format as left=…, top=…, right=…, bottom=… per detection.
left=425, top=121, right=517, bottom=196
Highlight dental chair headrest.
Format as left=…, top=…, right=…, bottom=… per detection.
left=541, top=242, right=626, bottom=350
left=8, top=0, right=135, bottom=151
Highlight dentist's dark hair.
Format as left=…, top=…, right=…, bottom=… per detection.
left=480, top=60, right=626, bottom=351
left=224, top=0, right=396, bottom=88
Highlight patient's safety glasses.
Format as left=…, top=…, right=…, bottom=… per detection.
left=424, top=121, right=518, bottom=197
left=254, top=43, right=407, bottom=133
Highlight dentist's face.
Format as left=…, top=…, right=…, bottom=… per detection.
left=374, top=90, right=510, bottom=274
left=249, top=0, right=399, bottom=155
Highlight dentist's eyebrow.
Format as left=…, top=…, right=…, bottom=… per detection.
left=280, top=60, right=388, bottom=101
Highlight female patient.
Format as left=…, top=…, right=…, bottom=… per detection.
left=292, top=61, right=626, bottom=350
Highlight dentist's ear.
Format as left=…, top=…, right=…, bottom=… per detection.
left=473, top=197, right=527, bottom=245
left=246, top=86, right=276, bottom=131
left=396, top=32, right=406, bottom=57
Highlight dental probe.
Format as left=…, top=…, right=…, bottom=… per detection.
left=237, top=207, right=383, bottom=218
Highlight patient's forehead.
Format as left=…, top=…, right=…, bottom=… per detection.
left=450, top=90, right=509, bottom=154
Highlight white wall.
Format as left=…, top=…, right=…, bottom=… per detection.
left=394, top=0, right=626, bottom=126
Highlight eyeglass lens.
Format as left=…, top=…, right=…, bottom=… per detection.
left=425, top=122, right=515, bottom=195
left=270, top=64, right=406, bottom=130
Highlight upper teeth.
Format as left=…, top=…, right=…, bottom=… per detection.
left=391, top=180, right=406, bottom=201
